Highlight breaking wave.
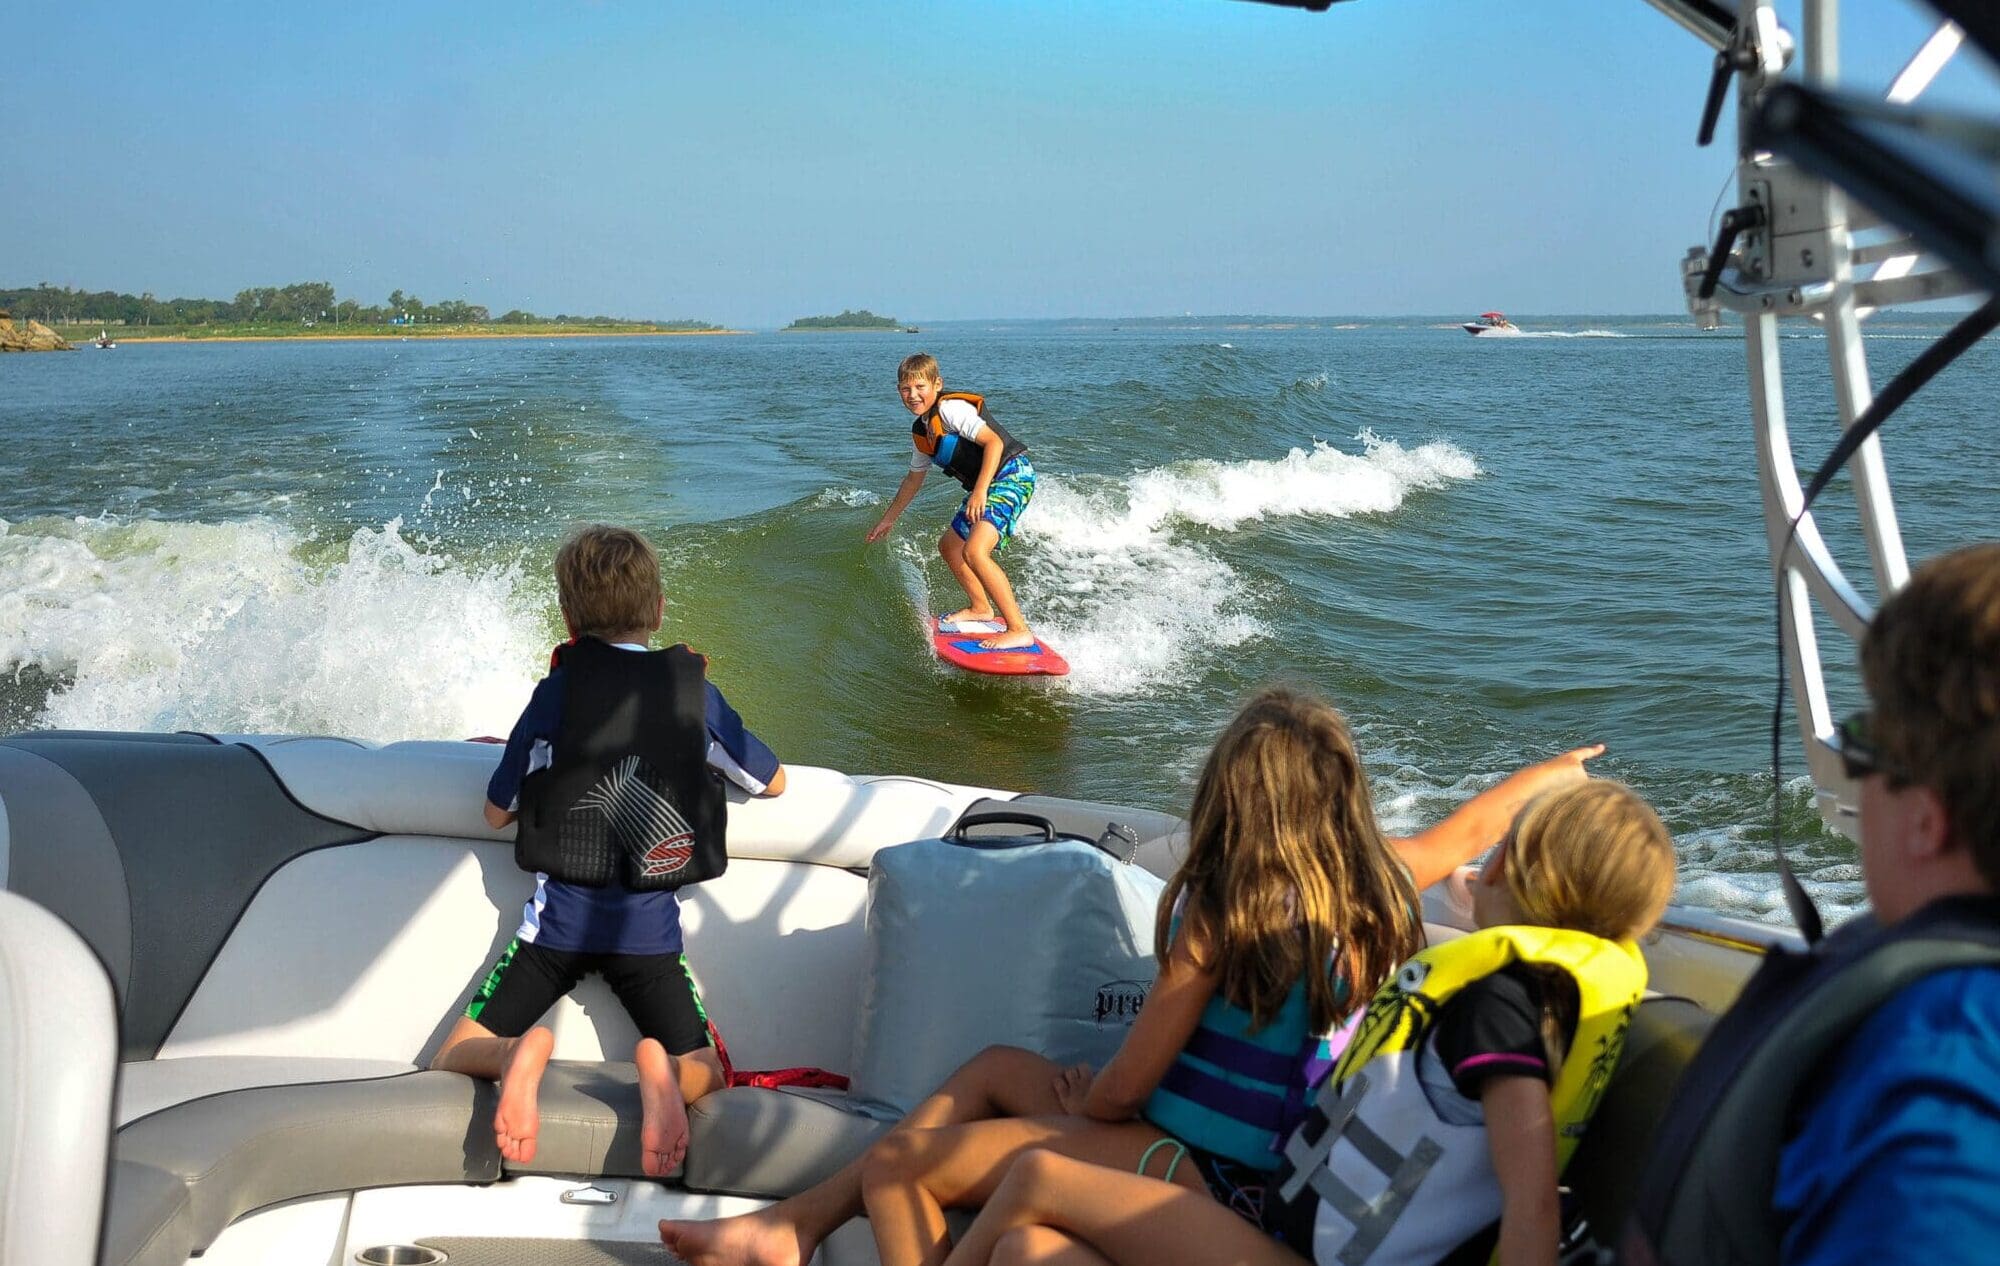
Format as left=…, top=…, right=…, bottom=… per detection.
left=0, top=516, right=545, bottom=740
left=1011, top=431, right=1480, bottom=695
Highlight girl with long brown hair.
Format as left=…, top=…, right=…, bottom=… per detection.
left=661, top=687, right=1603, bottom=1266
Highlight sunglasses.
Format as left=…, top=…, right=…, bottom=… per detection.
left=1833, top=709, right=1897, bottom=783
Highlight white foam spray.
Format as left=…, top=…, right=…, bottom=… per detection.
left=810, top=487, right=882, bottom=508
left=1009, top=432, right=1479, bottom=695
left=0, top=516, right=545, bottom=740
left=1514, top=329, right=1627, bottom=339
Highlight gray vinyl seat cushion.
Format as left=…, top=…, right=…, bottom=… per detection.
left=100, top=1060, right=893, bottom=1266
left=685, top=1086, right=890, bottom=1196
left=100, top=1162, right=194, bottom=1266
left=507, top=1065, right=891, bottom=1198
left=106, top=1070, right=501, bottom=1266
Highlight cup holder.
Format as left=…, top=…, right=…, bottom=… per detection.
left=355, top=1247, right=446, bottom=1266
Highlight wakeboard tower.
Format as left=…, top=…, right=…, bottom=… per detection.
left=1653, top=0, right=1998, bottom=938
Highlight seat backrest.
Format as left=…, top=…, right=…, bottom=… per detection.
left=1565, top=995, right=1716, bottom=1244
left=0, top=888, right=119, bottom=1266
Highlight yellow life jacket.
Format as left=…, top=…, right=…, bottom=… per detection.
left=1275, top=925, right=1647, bottom=1266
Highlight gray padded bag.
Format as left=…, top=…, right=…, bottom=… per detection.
left=847, top=813, right=1165, bottom=1118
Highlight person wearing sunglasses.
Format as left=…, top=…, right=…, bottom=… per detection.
left=1628, top=542, right=2000, bottom=1266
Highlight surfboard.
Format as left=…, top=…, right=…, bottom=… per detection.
left=931, top=617, right=1070, bottom=677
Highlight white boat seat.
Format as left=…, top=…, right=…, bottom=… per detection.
left=0, top=889, right=119, bottom=1266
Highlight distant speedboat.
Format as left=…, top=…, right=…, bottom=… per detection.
left=1463, top=311, right=1521, bottom=336
left=95, top=330, right=116, bottom=349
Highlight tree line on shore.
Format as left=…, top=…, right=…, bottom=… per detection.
left=0, top=282, right=715, bottom=330
left=784, top=309, right=901, bottom=329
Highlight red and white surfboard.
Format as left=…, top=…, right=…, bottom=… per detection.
left=931, top=617, right=1070, bottom=677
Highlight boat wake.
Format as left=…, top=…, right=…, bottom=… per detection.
left=0, top=430, right=1480, bottom=743
left=1014, top=431, right=1480, bottom=696
left=1468, top=329, right=1628, bottom=339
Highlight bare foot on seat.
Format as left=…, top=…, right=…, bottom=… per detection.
left=637, top=1037, right=690, bottom=1177
left=659, top=1207, right=811, bottom=1266
left=979, top=629, right=1038, bottom=650
left=495, top=1026, right=554, bottom=1164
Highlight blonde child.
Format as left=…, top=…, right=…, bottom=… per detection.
left=936, top=779, right=1676, bottom=1266
left=661, top=689, right=1606, bottom=1266
left=865, top=352, right=1040, bottom=650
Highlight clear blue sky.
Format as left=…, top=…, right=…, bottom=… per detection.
left=4, top=1, right=1988, bottom=325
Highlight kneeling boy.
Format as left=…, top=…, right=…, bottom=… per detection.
left=431, top=524, right=787, bottom=1177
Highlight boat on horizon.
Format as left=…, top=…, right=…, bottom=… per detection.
left=1462, top=311, right=1521, bottom=336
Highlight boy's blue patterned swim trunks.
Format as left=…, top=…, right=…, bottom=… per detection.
left=951, top=456, right=1036, bottom=551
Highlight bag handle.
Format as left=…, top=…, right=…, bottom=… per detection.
left=946, top=811, right=1142, bottom=864
left=947, top=811, right=1060, bottom=848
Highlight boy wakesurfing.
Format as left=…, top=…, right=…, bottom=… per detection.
left=865, top=352, right=1040, bottom=651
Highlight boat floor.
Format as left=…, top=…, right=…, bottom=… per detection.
left=287, top=1177, right=888, bottom=1266
left=416, top=1238, right=676, bottom=1265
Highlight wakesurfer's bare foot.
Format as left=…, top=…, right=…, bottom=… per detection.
left=658, top=1207, right=812, bottom=1266
left=637, top=1038, right=690, bottom=1177
left=979, top=629, right=1039, bottom=650
left=495, top=1026, right=554, bottom=1165
left=942, top=606, right=999, bottom=625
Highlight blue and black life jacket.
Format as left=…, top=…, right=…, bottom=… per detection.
left=515, top=636, right=727, bottom=892
left=912, top=391, right=1027, bottom=491
left=1623, top=894, right=2000, bottom=1266
left=1144, top=956, right=1325, bottom=1170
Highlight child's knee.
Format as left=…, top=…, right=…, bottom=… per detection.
left=1009, top=1147, right=1069, bottom=1190
left=860, top=1129, right=926, bottom=1190
left=992, top=1225, right=1069, bottom=1266
left=967, top=1043, right=1036, bottom=1072
left=677, top=1043, right=722, bottom=1069
left=964, top=524, right=1002, bottom=562
left=950, top=1044, right=1042, bottom=1094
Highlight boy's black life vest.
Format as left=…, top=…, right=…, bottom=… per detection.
left=1622, top=894, right=2000, bottom=1266
left=515, top=637, right=727, bottom=892
left=912, top=391, right=1028, bottom=491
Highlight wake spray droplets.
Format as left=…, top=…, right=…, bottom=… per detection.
left=0, top=516, right=544, bottom=740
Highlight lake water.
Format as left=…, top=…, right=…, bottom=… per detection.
left=4, top=316, right=1995, bottom=924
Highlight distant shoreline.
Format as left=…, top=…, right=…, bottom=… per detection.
left=54, top=325, right=747, bottom=345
